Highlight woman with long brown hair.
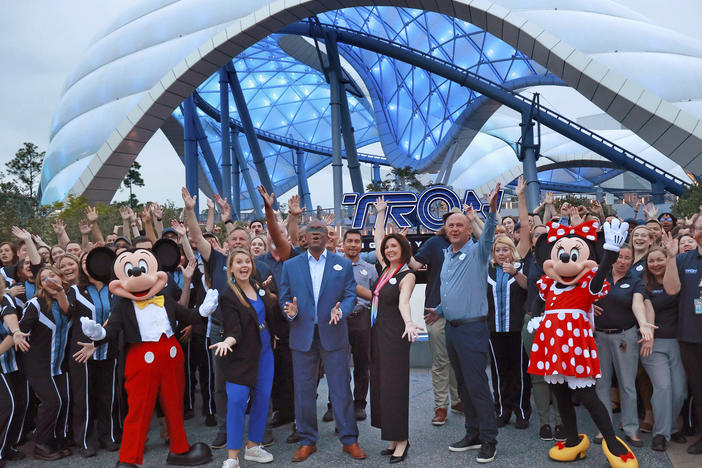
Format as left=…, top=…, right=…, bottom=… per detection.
left=210, top=249, right=278, bottom=468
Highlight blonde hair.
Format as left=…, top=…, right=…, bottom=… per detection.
left=226, top=249, right=261, bottom=308
left=35, top=265, right=66, bottom=308
left=491, top=235, right=521, bottom=266
left=0, top=275, right=5, bottom=297
left=629, top=225, right=653, bottom=251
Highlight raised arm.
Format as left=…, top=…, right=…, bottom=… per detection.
left=12, top=227, right=41, bottom=266
left=373, top=196, right=387, bottom=269
left=85, top=206, right=104, bottom=244
left=150, top=203, right=164, bottom=237
left=181, top=187, right=212, bottom=262
left=178, top=259, right=197, bottom=307
left=514, top=176, right=532, bottom=259
left=662, top=231, right=681, bottom=295
left=542, top=192, right=555, bottom=223
left=464, top=205, right=485, bottom=240
left=78, top=219, right=92, bottom=250
left=171, top=219, right=196, bottom=262
left=258, top=185, right=291, bottom=260
left=214, top=195, right=235, bottom=236
left=287, top=195, right=305, bottom=247
left=140, top=205, right=157, bottom=244
left=51, top=219, right=71, bottom=248
left=478, top=184, right=500, bottom=263
left=205, top=198, right=215, bottom=232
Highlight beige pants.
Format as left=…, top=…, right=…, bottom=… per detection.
left=427, top=316, right=460, bottom=408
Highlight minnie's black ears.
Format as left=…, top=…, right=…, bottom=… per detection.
left=152, top=239, right=180, bottom=272
left=86, top=247, right=116, bottom=283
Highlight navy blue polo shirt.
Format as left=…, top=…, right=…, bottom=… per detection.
left=643, top=284, right=679, bottom=339
left=413, top=234, right=450, bottom=308
left=630, top=258, right=646, bottom=279
left=595, top=271, right=645, bottom=330
left=675, top=249, right=702, bottom=343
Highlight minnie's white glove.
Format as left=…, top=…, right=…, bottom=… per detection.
left=602, top=218, right=629, bottom=252
left=80, top=316, right=106, bottom=341
left=199, top=289, right=219, bottom=318
left=527, top=316, right=543, bottom=333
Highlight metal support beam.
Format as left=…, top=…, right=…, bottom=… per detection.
left=372, top=163, right=381, bottom=184
left=183, top=95, right=199, bottom=217
left=296, top=148, right=313, bottom=212
left=519, top=105, right=540, bottom=212
left=190, top=107, right=223, bottom=195
left=325, top=31, right=364, bottom=195
left=231, top=130, right=263, bottom=218
left=224, top=62, right=277, bottom=208
left=651, top=181, right=665, bottom=205
left=231, top=132, right=241, bottom=220
left=219, top=68, right=232, bottom=207
left=325, top=36, right=344, bottom=225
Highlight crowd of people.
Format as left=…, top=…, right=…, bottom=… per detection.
left=0, top=179, right=700, bottom=468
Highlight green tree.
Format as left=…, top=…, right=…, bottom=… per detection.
left=122, top=161, right=145, bottom=208
left=671, top=183, right=702, bottom=218
left=365, top=166, right=426, bottom=192
left=6, top=142, right=44, bottom=198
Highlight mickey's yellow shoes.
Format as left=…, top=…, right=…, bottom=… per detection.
left=548, top=434, right=590, bottom=462
left=602, top=437, right=638, bottom=468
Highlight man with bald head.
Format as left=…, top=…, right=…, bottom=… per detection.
left=279, top=218, right=366, bottom=462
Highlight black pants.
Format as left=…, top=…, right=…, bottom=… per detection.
left=0, top=374, right=14, bottom=460
left=271, top=338, right=295, bottom=421
left=185, top=334, right=215, bottom=417
left=1, top=371, right=28, bottom=448
left=69, top=358, right=121, bottom=450
left=680, top=342, right=702, bottom=431
left=489, top=331, right=531, bottom=420
left=25, top=366, right=70, bottom=446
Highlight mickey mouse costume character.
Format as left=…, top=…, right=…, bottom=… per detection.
left=527, top=219, right=638, bottom=468
left=78, top=239, right=212, bottom=467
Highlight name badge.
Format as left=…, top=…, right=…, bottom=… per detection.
left=685, top=268, right=697, bottom=274
left=695, top=298, right=702, bottom=315
left=389, top=278, right=397, bottom=285
left=620, top=283, right=630, bottom=289
left=222, top=266, right=227, bottom=271
left=360, top=269, right=368, bottom=276
left=514, top=262, right=521, bottom=270
left=459, top=253, right=466, bottom=261
left=258, top=289, right=265, bottom=297
left=636, top=265, right=643, bottom=272
left=333, top=264, right=343, bottom=271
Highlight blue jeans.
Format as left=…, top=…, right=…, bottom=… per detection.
left=225, top=345, right=274, bottom=450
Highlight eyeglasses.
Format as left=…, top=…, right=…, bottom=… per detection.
left=306, top=226, right=325, bottom=233
left=659, top=216, right=672, bottom=221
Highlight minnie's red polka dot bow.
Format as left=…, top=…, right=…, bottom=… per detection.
left=545, top=220, right=600, bottom=243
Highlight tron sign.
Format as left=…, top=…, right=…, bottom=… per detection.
left=342, top=186, right=504, bottom=231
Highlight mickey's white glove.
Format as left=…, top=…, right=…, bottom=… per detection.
left=80, top=316, right=106, bottom=341
left=602, top=218, right=629, bottom=252
left=199, top=289, right=219, bottom=318
left=527, top=316, right=543, bottom=333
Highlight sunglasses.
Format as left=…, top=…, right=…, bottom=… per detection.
left=306, top=226, right=326, bottom=233
left=659, top=216, right=672, bottom=221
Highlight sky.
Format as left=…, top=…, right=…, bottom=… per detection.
left=1, top=0, right=701, bottom=207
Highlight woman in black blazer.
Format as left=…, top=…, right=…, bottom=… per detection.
left=210, top=249, right=278, bottom=468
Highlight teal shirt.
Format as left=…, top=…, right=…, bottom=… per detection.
left=435, top=212, right=497, bottom=320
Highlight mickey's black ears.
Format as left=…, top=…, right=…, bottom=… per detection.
left=86, top=247, right=116, bottom=283
left=152, top=239, right=180, bottom=272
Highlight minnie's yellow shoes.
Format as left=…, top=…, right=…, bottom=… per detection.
left=602, top=437, right=638, bottom=468
left=548, top=434, right=590, bottom=462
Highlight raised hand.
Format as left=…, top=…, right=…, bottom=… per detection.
left=374, top=196, right=387, bottom=213
left=85, top=206, right=99, bottom=223
left=602, top=218, right=629, bottom=251
left=139, top=205, right=151, bottom=223
left=284, top=297, right=298, bottom=318
left=402, top=321, right=424, bottom=342
left=171, top=219, right=186, bottom=237
left=78, top=219, right=92, bottom=235
left=11, top=226, right=32, bottom=241
left=150, top=202, right=163, bottom=219
left=543, top=192, right=554, bottom=205
left=257, top=185, right=275, bottom=208
left=181, top=186, right=197, bottom=210
left=329, top=302, right=342, bottom=325
left=662, top=231, right=678, bottom=256
left=644, top=202, right=658, bottom=220
left=463, top=204, right=478, bottom=224
left=487, top=183, right=501, bottom=211
left=206, top=198, right=215, bottom=211
left=288, top=194, right=305, bottom=216
left=73, top=341, right=96, bottom=363
left=51, top=219, right=66, bottom=235
left=119, top=205, right=131, bottom=221
left=515, top=175, right=526, bottom=196
left=182, top=258, right=197, bottom=281
left=214, top=194, right=231, bottom=221
left=322, top=213, right=335, bottom=225
left=399, top=226, right=409, bottom=237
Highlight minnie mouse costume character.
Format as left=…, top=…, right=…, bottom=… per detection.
left=527, top=219, right=638, bottom=468
left=79, top=240, right=212, bottom=467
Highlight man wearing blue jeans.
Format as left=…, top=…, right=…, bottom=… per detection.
left=425, top=184, right=500, bottom=464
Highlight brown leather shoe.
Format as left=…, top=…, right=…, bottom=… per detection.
left=451, top=402, right=464, bottom=414
left=432, top=407, right=447, bottom=426
left=343, top=442, right=368, bottom=459
left=292, top=445, right=317, bottom=462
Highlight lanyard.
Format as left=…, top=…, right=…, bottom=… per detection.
left=371, top=264, right=405, bottom=326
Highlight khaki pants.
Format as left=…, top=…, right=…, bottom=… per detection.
left=427, top=316, right=460, bottom=408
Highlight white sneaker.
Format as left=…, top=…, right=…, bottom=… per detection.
left=221, top=458, right=239, bottom=468
left=244, top=444, right=274, bottom=463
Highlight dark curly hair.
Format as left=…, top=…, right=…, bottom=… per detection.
left=379, top=233, right=412, bottom=266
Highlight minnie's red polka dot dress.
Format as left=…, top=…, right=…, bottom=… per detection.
left=527, top=269, right=610, bottom=388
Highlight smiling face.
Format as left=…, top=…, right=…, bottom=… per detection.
left=493, top=241, right=514, bottom=265
left=306, top=221, right=327, bottom=254
left=542, top=236, right=596, bottom=285
left=645, top=221, right=663, bottom=243
left=58, top=256, right=79, bottom=284
left=613, top=247, right=633, bottom=276
left=630, top=226, right=653, bottom=253
left=109, top=249, right=167, bottom=301
left=250, top=237, right=266, bottom=256
left=66, top=242, right=82, bottom=257
left=383, top=237, right=402, bottom=264
left=230, top=252, right=253, bottom=284
left=646, top=249, right=667, bottom=278
left=679, top=234, right=697, bottom=253
left=446, top=213, right=472, bottom=249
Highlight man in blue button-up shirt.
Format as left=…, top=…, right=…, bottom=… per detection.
left=426, top=184, right=500, bottom=463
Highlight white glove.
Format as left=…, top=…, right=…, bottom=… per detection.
left=602, top=218, right=629, bottom=252
left=80, top=316, right=106, bottom=341
left=527, top=316, right=543, bottom=333
left=199, top=289, right=219, bottom=318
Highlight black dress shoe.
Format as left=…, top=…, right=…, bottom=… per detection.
left=79, top=446, right=97, bottom=457
left=322, top=408, right=334, bottom=422
left=625, top=434, right=644, bottom=448
left=4, top=446, right=26, bottom=460
left=116, top=463, right=138, bottom=467
left=539, top=424, right=553, bottom=441
left=355, top=407, right=367, bottom=421
left=688, top=437, right=702, bottom=454
left=204, top=414, right=217, bottom=426
left=515, top=416, right=529, bottom=429
left=211, top=433, right=227, bottom=449
left=166, top=442, right=213, bottom=466
left=286, top=430, right=301, bottom=444
left=270, top=412, right=294, bottom=428
left=262, top=428, right=275, bottom=447
left=671, top=432, right=687, bottom=444
left=183, top=409, right=194, bottom=420
left=99, top=439, right=121, bottom=452
left=651, top=434, right=666, bottom=452
left=389, top=442, right=409, bottom=464
left=33, top=442, right=63, bottom=461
